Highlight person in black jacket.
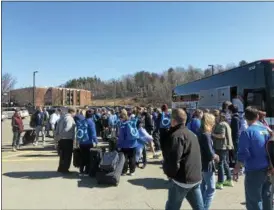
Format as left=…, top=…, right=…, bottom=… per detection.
left=228, top=104, right=241, bottom=166
left=164, top=108, right=204, bottom=210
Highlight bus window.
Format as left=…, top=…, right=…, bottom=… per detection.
left=246, top=91, right=266, bottom=111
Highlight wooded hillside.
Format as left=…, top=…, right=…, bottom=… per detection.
left=63, top=60, right=248, bottom=105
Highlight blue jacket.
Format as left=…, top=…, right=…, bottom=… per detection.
left=79, top=118, right=97, bottom=145
left=187, top=118, right=201, bottom=136
left=36, top=112, right=44, bottom=126
left=238, top=123, right=270, bottom=171
left=117, top=120, right=138, bottom=149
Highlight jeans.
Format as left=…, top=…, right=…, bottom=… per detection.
left=35, top=125, right=45, bottom=143
left=165, top=180, right=204, bottom=210
left=12, top=131, right=21, bottom=147
left=216, top=150, right=232, bottom=183
left=201, top=172, right=216, bottom=210
left=245, top=169, right=272, bottom=210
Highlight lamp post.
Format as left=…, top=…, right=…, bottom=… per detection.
left=33, top=71, right=38, bottom=107
left=208, top=65, right=214, bottom=75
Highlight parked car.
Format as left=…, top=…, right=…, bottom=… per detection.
left=2, top=107, right=17, bottom=119
left=2, top=112, right=8, bottom=121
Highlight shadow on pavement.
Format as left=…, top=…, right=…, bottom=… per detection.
left=128, top=178, right=168, bottom=189
left=77, top=176, right=111, bottom=189
left=18, top=154, right=58, bottom=158
left=3, top=171, right=79, bottom=180
left=147, top=160, right=162, bottom=165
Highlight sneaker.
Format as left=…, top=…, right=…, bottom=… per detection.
left=129, top=173, right=135, bottom=176
left=33, top=142, right=38, bottom=146
left=121, top=173, right=127, bottom=176
left=12, top=147, right=17, bottom=152
left=216, top=182, right=224, bottom=190
left=223, top=180, right=234, bottom=187
left=16, top=145, right=20, bottom=150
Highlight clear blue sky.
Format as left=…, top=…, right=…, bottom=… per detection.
left=2, top=2, right=274, bottom=88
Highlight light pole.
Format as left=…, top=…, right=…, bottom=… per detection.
left=33, top=71, right=38, bottom=107
left=208, top=65, right=214, bottom=75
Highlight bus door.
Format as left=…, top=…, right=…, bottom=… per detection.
left=216, top=86, right=231, bottom=109
left=244, top=88, right=266, bottom=111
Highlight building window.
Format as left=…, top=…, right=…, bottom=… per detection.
left=77, top=91, right=80, bottom=105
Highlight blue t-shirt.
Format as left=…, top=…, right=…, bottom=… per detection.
left=238, top=123, right=270, bottom=171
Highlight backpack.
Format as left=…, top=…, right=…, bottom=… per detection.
left=99, top=151, right=119, bottom=172
left=160, top=112, right=171, bottom=129
left=266, top=135, right=274, bottom=169
left=30, top=112, right=38, bottom=128
left=76, top=119, right=89, bottom=143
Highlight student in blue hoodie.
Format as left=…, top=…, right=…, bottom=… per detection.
left=187, top=109, right=203, bottom=136
left=77, top=110, right=97, bottom=175
left=233, top=106, right=272, bottom=210
left=117, top=109, right=138, bottom=176
left=157, top=104, right=171, bottom=160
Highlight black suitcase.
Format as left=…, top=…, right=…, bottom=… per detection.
left=73, top=148, right=81, bottom=168
left=22, top=130, right=36, bottom=145
left=96, top=152, right=125, bottom=186
left=89, top=148, right=103, bottom=177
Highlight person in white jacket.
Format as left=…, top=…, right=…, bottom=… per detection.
left=48, top=109, right=61, bottom=137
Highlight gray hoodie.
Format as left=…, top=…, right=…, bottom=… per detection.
left=55, top=113, right=76, bottom=140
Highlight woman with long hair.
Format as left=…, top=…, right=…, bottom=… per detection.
left=198, top=113, right=219, bottom=210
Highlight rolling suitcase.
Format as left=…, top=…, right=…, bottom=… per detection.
left=73, top=148, right=81, bottom=168
left=89, top=148, right=103, bottom=177
left=96, top=152, right=125, bottom=186
left=99, top=151, right=119, bottom=172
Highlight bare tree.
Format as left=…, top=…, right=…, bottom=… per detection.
left=2, top=73, right=17, bottom=94
left=239, top=60, right=248, bottom=66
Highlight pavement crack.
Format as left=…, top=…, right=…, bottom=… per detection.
left=144, top=201, right=154, bottom=209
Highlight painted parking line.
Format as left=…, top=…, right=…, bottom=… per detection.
left=2, top=158, right=59, bottom=162
left=2, top=151, right=38, bottom=159
left=2, top=150, right=56, bottom=159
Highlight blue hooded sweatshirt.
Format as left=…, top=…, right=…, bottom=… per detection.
left=237, top=123, right=270, bottom=171
left=79, top=118, right=98, bottom=145
left=117, top=120, right=138, bottom=149
left=187, top=118, right=201, bottom=136
left=74, top=114, right=85, bottom=124
left=108, top=114, right=118, bottom=127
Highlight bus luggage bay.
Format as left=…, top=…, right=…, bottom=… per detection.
left=172, top=59, right=274, bottom=126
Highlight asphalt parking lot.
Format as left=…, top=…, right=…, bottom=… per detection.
left=2, top=118, right=245, bottom=209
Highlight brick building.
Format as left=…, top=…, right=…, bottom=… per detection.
left=10, top=87, right=92, bottom=107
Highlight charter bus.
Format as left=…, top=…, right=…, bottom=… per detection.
left=172, top=59, right=274, bottom=127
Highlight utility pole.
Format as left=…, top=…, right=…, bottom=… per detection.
left=33, top=71, right=38, bottom=108
left=208, top=65, right=214, bottom=75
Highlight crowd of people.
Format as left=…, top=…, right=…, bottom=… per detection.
left=10, top=98, right=274, bottom=210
